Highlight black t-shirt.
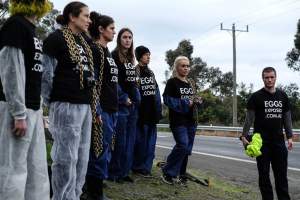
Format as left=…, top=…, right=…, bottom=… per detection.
left=163, top=77, right=195, bottom=127
left=247, top=88, right=290, bottom=142
left=43, top=30, right=93, bottom=104
left=138, top=65, right=159, bottom=124
left=0, top=15, right=43, bottom=110
left=112, top=50, right=137, bottom=101
left=92, top=45, right=118, bottom=113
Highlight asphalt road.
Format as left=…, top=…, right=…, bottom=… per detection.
left=155, top=132, right=300, bottom=199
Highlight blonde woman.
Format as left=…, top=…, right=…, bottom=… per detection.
left=161, top=56, right=201, bottom=186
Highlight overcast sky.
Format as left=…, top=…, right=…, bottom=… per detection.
left=52, top=0, right=300, bottom=93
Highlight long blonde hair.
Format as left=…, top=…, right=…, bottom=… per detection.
left=172, top=56, right=190, bottom=79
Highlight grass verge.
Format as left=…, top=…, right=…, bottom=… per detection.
left=104, top=161, right=259, bottom=200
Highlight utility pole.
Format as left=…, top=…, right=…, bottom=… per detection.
left=220, top=23, right=248, bottom=127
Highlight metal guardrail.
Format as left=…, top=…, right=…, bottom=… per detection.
left=43, top=116, right=300, bottom=135
left=157, top=124, right=300, bottom=135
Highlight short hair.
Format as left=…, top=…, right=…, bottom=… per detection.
left=262, top=67, right=276, bottom=78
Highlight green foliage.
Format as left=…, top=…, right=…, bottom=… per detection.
left=278, top=83, right=300, bottom=124
left=0, top=0, right=9, bottom=28
left=1, top=2, right=59, bottom=40
left=237, top=83, right=253, bottom=124
left=197, top=90, right=231, bottom=125
left=36, top=8, right=59, bottom=40
left=165, top=40, right=193, bottom=68
left=164, top=39, right=233, bottom=97
left=286, top=19, right=300, bottom=71
left=164, top=39, right=300, bottom=127
left=165, top=39, right=208, bottom=90
left=164, top=39, right=247, bottom=126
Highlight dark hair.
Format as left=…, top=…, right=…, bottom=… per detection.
left=89, top=11, right=114, bottom=40
left=262, top=67, right=276, bottom=78
left=56, top=1, right=87, bottom=25
left=114, top=28, right=135, bottom=64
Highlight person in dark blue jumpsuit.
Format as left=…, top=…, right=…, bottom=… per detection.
left=109, top=28, right=140, bottom=182
left=161, top=56, right=202, bottom=185
left=132, top=46, right=162, bottom=177
left=81, top=12, right=117, bottom=200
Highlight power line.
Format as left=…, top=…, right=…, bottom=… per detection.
left=195, top=0, right=299, bottom=44
left=248, top=4, right=300, bottom=26
left=234, top=0, right=299, bottom=24
left=235, top=0, right=300, bottom=25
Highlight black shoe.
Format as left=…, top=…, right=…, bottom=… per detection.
left=102, top=181, right=108, bottom=188
left=80, top=192, right=111, bottom=200
left=116, top=178, right=124, bottom=183
left=122, top=176, right=134, bottom=183
left=177, top=175, right=188, bottom=187
left=161, top=173, right=174, bottom=185
left=108, top=177, right=124, bottom=184
left=133, top=169, right=152, bottom=178
left=100, top=194, right=111, bottom=200
left=80, top=176, right=107, bottom=200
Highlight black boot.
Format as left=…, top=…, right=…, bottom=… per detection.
left=98, top=180, right=111, bottom=200
left=80, top=176, right=110, bottom=200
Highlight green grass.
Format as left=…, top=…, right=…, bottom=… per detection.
left=45, top=126, right=298, bottom=199
left=45, top=141, right=260, bottom=199
left=46, top=141, right=52, bottom=164
left=104, top=161, right=259, bottom=200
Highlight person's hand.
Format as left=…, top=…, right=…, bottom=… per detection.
left=241, top=136, right=250, bottom=148
left=194, top=96, right=203, bottom=105
left=287, top=138, right=293, bottom=151
left=125, top=98, right=132, bottom=106
left=43, top=117, right=49, bottom=129
left=12, top=119, right=27, bottom=137
left=97, top=115, right=103, bottom=125
left=189, top=100, right=194, bottom=107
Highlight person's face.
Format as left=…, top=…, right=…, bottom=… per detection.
left=120, top=31, right=133, bottom=49
left=70, top=6, right=91, bottom=32
left=177, top=59, right=190, bottom=78
left=140, top=52, right=150, bottom=65
left=263, top=71, right=276, bottom=89
left=101, top=23, right=116, bottom=42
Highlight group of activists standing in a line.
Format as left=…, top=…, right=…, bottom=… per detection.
left=0, top=1, right=294, bottom=200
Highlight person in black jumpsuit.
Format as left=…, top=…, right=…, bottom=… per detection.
left=241, top=67, right=293, bottom=200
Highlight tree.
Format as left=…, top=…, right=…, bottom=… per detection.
left=0, top=0, right=9, bottom=28
left=286, top=19, right=300, bottom=71
left=165, top=39, right=234, bottom=96
left=278, top=83, right=300, bottom=125
left=237, top=83, right=253, bottom=124
left=0, top=1, right=59, bottom=40
left=165, top=40, right=208, bottom=91
left=164, top=39, right=236, bottom=125
left=165, top=40, right=234, bottom=96
left=36, top=8, right=60, bottom=40
left=165, top=40, right=193, bottom=68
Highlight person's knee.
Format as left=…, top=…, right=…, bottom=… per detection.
left=176, top=142, right=189, bottom=153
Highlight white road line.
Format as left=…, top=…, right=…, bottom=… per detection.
left=156, top=145, right=300, bottom=172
